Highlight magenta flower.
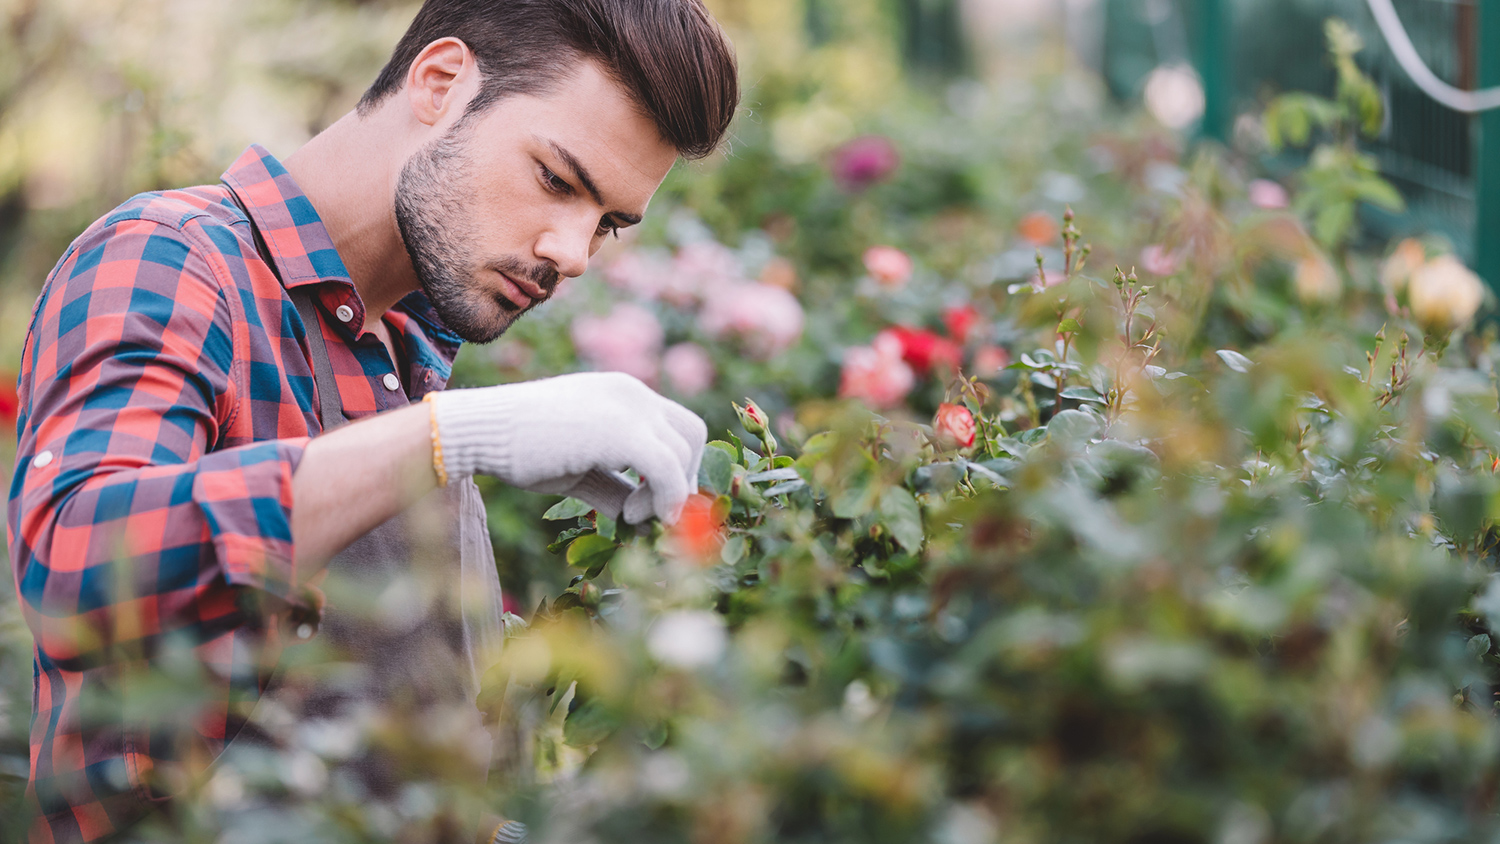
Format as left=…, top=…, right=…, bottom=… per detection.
left=831, top=135, right=900, bottom=192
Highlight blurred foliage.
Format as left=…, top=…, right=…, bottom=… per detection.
left=8, top=2, right=1500, bottom=844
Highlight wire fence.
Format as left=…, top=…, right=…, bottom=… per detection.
left=1102, top=0, right=1487, bottom=264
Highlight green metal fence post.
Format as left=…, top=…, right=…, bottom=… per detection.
left=1477, top=2, right=1500, bottom=296
left=1195, top=0, right=1231, bottom=142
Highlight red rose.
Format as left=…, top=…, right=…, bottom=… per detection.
left=933, top=403, right=976, bottom=449
left=943, top=305, right=982, bottom=344
left=0, top=373, right=17, bottom=430
left=672, top=493, right=728, bottom=565
left=883, top=327, right=961, bottom=376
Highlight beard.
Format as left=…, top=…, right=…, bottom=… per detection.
left=393, top=122, right=561, bottom=344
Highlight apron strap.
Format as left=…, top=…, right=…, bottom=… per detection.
left=224, top=184, right=347, bottom=432
left=289, top=290, right=348, bottom=432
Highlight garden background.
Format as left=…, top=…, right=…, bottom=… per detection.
left=6, top=1, right=1500, bottom=842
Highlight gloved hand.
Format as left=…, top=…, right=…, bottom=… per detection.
left=429, top=372, right=707, bottom=524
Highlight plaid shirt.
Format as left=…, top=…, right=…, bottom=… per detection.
left=7, top=145, right=463, bottom=842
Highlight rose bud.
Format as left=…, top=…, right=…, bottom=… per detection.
left=1294, top=253, right=1340, bottom=304
left=734, top=398, right=769, bottom=435
left=933, top=403, right=977, bottom=450
left=577, top=580, right=602, bottom=608
left=1379, top=238, right=1426, bottom=296
left=1409, top=254, right=1486, bottom=334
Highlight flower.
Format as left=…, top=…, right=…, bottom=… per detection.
left=1139, top=244, right=1182, bottom=276
left=1293, top=254, right=1341, bottom=304
left=1248, top=179, right=1290, bottom=210
left=830, top=135, right=900, bottom=191
left=1016, top=211, right=1059, bottom=247
left=972, top=346, right=1010, bottom=378
left=604, top=250, right=673, bottom=300
left=760, top=256, right=799, bottom=291
left=647, top=610, right=727, bottom=668
left=0, top=373, right=17, bottom=430
left=943, top=305, right=982, bottom=344
left=863, top=246, right=913, bottom=288
left=734, top=398, right=769, bottom=435
left=571, top=303, right=664, bottom=382
left=670, top=493, right=727, bottom=564
left=1143, top=64, right=1205, bottom=130
left=883, top=326, right=962, bottom=376
left=839, top=334, right=916, bottom=408
left=1379, top=238, right=1426, bottom=295
left=666, top=241, right=745, bottom=306
left=662, top=343, right=715, bottom=397
left=699, top=282, right=805, bottom=358
left=933, top=403, right=977, bottom=449
left=1409, top=255, right=1485, bottom=334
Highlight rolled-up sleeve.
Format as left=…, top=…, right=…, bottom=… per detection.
left=8, top=214, right=309, bottom=670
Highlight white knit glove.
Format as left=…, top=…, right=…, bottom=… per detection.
left=429, top=372, right=707, bottom=524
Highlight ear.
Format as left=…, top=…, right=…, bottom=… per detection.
left=405, top=37, right=476, bottom=128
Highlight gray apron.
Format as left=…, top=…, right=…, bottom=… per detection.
left=213, top=191, right=507, bottom=840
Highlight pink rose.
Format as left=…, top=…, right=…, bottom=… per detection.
left=839, top=333, right=916, bottom=408
left=662, top=342, right=716, bottom=397
left=1248, top=179, right=1290, bottom=210
left=933, top=403, right=976, bottom=449
left=604, top=250, right=673, bottom=300
left=831, top=135, right=900, bottom=192
left=699, top=282, right=805, bottom=358
left=667, top=241, right=744, bottom=306
left=570, top=303, right=663, bottom=382
left=1139, top=244, right=1182, bottom=276
left=863, top=246, right=913, bottom=288
left=972, top=345, right=1010, bottom=378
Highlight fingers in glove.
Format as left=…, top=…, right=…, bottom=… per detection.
left=565, top=469, right=637, bottom=519
left=659, top=401, right=710, bottom=491
left=621, top=438, right=690, bottom=524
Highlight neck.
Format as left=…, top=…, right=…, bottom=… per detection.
left=283, top=109, right=420, bottom=333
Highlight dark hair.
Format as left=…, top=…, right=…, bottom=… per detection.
left=359, top=0, right=739, bottom=159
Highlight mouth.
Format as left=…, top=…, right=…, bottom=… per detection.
left=496, top=271, right=545, bottom=312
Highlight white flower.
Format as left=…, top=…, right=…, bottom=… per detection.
left=1409, top=255, right=1485, bottom=333
left=647, top=610, right=726, bottom=668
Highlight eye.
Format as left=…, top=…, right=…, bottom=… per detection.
left=540, top=165, right=572, bottom=195
left=596, top=217, right=621, bottom=239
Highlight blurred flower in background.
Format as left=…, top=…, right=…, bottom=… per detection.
left=830, top=135, right=901, bottom=191
left=662, top=342, right=716, bottom=397
left=863, top=245, right=914, bottom=288
left=839, top=333, right=916, bottom=408
left=570, top=303, right=664, bottom=382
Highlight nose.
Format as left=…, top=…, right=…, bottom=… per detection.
left=534, top=219, right=593, bottom=280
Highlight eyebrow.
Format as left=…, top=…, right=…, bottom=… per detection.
left=543, top=138, right=644, bottom=227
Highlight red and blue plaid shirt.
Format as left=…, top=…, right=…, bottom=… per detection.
left=7, top=145, right=463, bottom=842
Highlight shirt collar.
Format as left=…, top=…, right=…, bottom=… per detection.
left=219, top=144, right=465, bottom=388
left=219, top=144, right=354, bottom=291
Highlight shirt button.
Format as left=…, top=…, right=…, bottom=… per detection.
left=335, top=304, right=355, bottom=323
left=382, top=373, right=401, bottom=392
left=32, top=450, right=53, bottom=469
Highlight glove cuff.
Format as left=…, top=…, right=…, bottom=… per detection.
left=427, top=387, right=522, bottom=481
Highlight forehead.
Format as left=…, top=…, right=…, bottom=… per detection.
left=467, top=61, right=678, bottom=207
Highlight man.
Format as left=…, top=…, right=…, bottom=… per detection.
left=6, top=0, right=738, bottom=840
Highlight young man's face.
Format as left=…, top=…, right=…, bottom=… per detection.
left=394, top=60, right=678, bottom=343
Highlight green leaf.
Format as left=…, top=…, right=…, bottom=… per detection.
left=879, top=487, right=925, bottom=554
left=1216, top=349, right=1254, bottom=373
left=566, top=534, right=618, bottom=570
left=1047, top=409, right=1101, bottom=446
left=747, top=468, right=801, bottom=484
left=1057, top=317, right=1082, bottom=334
left=1469, top=634, right=1492, bottom=662
left=763, top=480, right=808, bottom=497
left=721, top=535, right=748, bottom=566
left=563, top=695, right=620, bottom=747
left=642, top=721, right=669, bottom=750
left=596, top=512, right=616, bottom=541
left=547, top=527, right=589, bottom=555
left=1060, top=386, right=1105, bottom=404
left=698, top=445, right=735, bottom=495
left=544, top=497, right=594, bottom=521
